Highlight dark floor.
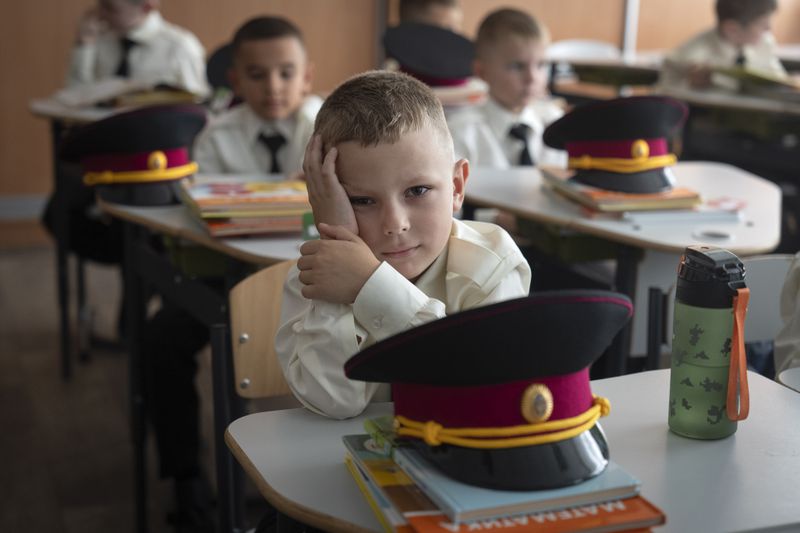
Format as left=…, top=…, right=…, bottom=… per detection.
left=0, top=245, right=259, bottom=533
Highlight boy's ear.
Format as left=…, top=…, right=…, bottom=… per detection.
left=472, top=58, right=485, bottom=81
left=303, top=60, right=315, bottom=95
left=227, top=67, right=241, bottom=96
left=451, top=158, right=469, bottom=212
left=718, top=19, right=741, bottom=43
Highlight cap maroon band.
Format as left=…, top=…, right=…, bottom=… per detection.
left=82, top=147, right=190, bottom=172
left=566, top=138, right=668, bottom=159
left=399, top=66, right=468, bottom=87
left=393, top=367, right=592, bottom=428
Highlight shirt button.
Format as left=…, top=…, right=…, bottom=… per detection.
left=372, top=316, right=383, bottom=329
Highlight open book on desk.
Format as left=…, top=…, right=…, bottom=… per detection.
left=540, top=166, right=701, bottom=213
left=712, top=66, right=800, bottom=102
left=52, top=78, right=200, bottom=108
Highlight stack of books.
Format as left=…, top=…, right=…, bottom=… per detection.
left=540, top=166, right=743, bottom=224
left=342, top=430, right=666, bottom=533
left=180, top=175, right=311, bottom=237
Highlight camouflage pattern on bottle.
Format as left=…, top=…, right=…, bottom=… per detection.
left=668, top=301, right=737, bottom=439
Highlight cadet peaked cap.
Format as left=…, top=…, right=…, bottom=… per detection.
left=345, top=290, right=633, bottom=490
left=383, top=22, right=474, bottom=87
left=543, top=96, right=688, bottom=194
left=60, top=103, right=207, bottom=206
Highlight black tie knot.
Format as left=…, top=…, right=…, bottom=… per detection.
left=115, top=37, right=138, bottom=77
left=508, top=123, right=535, bottom=166
left=259, top=133, right=287, bottom=174
left=735, top=51, right=746, bottom=67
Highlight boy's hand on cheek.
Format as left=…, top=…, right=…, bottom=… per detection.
left=303, top=135, right=359, bottom=236
left=297, top=223, right=381, bottom=304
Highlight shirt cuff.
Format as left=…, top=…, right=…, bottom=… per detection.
left=353, top=262, right=430, bottom=340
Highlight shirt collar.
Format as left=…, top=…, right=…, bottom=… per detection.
left=239, top=103, right=298, bottom=145
left=484, top=97, right=539, bottom=141
left=127, top=11, right=163, bottom=44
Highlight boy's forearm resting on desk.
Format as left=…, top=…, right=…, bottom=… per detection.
left=275, top=262, right=446, bottom=419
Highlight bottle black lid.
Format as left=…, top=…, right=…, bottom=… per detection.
left=676, top=245, right=746, bottom=308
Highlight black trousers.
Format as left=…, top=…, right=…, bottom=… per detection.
left=144, top=299, right=210, bottom=480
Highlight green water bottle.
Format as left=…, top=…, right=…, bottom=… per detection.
left=668, top=245, right=750, bottom=439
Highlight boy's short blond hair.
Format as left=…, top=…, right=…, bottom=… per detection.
left=314, top=70, right=452, bottom=150
left=475, top=8, right=550, bottom=58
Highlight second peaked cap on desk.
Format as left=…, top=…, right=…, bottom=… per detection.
left=543, top=96, right=688, bottom=194
left=345, top=290, right=633, bottom=490
left=59, top=103, right=206, bottom=206
left=383, top=22, right=474, bottom=87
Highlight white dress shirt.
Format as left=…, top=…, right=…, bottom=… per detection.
left=275, top=219, right=532, bottom=419
left=659, top=28, right=787, bottom=91
left=448, top=97, right=567, bottom=169
left=774, top=253, right=800, bottom=374
left=67, top=11, right=209, bottom=97
left=192, top=96, right=322, bottom=175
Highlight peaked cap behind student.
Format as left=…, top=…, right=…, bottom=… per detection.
left=543, top=96, right=688, bottom=194
left=345, top=290, right=633, bottom=491
left=60, top=104, right=207, bottom=206
left=383, top=22, right=474, bottom=87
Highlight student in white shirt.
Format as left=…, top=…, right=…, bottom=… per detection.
left=192, top=16, right=321, bottom=176
left=67, top=0, right=209, bottom=97
left=144, top=17, right=320, bottom=531
left=448, top=8, right=566, bottom=169
left=659, top=0, right=787, bottom=91
left=275, top=71, right=531, bottom=420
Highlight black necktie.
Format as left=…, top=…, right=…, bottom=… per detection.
left=258, top=133, right=287, bottom=174
left=508, top=123, right=535, bottom=166
left=115, top=37, right=137, bottom=78
left=735, top=50, right=746, bottom=67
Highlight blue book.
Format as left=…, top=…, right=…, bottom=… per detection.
left=393, top=447, right=641, bottom=524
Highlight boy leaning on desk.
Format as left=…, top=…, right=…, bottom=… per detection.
left=275, top=71, right=532, bottom=420
left=659, top=0, right=787, bottom=91
left=143, top=15, right=320, bottom=533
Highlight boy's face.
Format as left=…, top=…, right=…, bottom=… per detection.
left=334, top=126, right=468, bottom=281
left=230, top=36, right=312, bottom=121
left=475, top=36, right=548, bottom=114
left=722, top=13, right=773, bottom=47
left=98, top=0, right=149, bottom=33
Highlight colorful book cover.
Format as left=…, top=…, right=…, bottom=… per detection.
left=406, top=496, right=665, bottom=533
left=540, top=166, right=701, bottom=212
left=343, top=434, right=441, bottom=532
left=393, top=446, right=641, bottom=524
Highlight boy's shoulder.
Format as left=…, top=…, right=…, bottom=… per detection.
left=449, top=219, right=522, bottom=260
left=155, top=13, right=204, bottom=49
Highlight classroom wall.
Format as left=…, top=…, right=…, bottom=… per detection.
left=2, top=0, right=800, bottom=247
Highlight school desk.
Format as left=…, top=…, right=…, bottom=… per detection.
left=225, top=369, right=800, bottom=533
left=777, top=366, right=800, bottom=393
left=99, top=199, right=302, bottom=533
left=465, top=162, right=781, bottom=372
left=29, top=98, right=120, bottom=382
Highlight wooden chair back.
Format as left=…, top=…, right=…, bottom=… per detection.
left=229, top=260, right=295, bottom=399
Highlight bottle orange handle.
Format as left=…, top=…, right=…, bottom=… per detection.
left=727, top=287, right=750, bottom=421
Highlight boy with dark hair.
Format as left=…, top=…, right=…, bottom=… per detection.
left=68, top=0, right=208, bottom=96
left=193, top=16, right=320, bottom=175
left=660, top=0, right=786, bottom=90
left=448, top=8, right=565, bottom=168
left=275, top=71, right=531, bottom=419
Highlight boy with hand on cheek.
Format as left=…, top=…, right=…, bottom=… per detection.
left=276, top=71, right=531, bottom=419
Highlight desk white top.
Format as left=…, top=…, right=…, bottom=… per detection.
left=777, top=367, right=800, bottom=393
left=227, top=370, right=800, bottom=533
left=100, top=201, right=302, bottom=265
left=659, top=86, right=800, bottom=116
left=466, top=162, right=781, bottom=255
left=29, top=98, right=119, bottom=123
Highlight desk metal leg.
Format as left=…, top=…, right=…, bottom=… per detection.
left=606, top=244, right=640, bottom=377
left=210, top=322, right=247, bottom=533
left=124, top=222, right=149, bottom=533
